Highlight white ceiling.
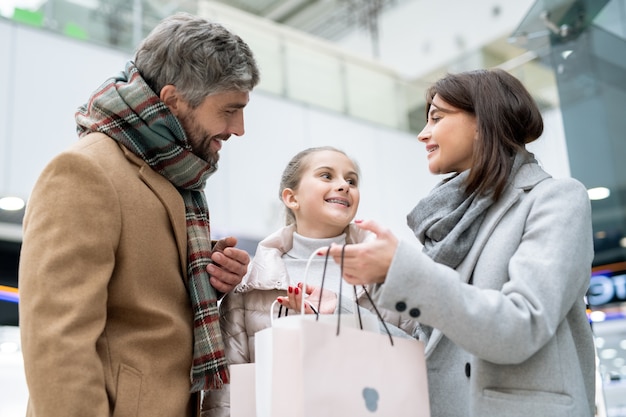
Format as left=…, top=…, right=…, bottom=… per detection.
left=209, top=0, right=539, bottom=79
left=334, top=0, right=537, bottom=78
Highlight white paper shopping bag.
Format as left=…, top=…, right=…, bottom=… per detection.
left=300, top=318, right=430, bottom=416
left=253, top=246, right=430, bottom=417
left=254, top=314, right=430, bottom=417
left=230, top=363, right=256, bottom=417
left=254, top=305, right=379, bottom=417
left=254, top=315, right=305, bottom=417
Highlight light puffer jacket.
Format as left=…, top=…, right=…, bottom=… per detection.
left=201, top=224, right=420, bottom=417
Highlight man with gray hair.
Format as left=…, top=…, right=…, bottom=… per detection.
left=19, top=12, right=259, bottom=417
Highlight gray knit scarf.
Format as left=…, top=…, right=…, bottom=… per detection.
left=408, top=152, right=531, bottom=268
left=75, top=61, right=228, bottom=392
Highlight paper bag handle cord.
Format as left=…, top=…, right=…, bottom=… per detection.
left=269, top=246, right=330, bottom=325
left=323, top=244, right=394, bottom=345
left=297, top=245, right=333, bottom=315
left=272, top=299, right=321, bottom=326
left=339, top=243, right=394, bottom=345
left=277, top=247, right=328, bottom=319
left=316, top=246, right=331, bottom=318
left=359, top=285, right=394, bottom=346
left=336, top=244, right=345, bottom=335
left=271, top=244, right=395, bottom=346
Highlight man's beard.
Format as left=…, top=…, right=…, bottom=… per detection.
left=178, top=111, right=219, bottom=167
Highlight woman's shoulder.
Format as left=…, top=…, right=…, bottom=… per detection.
left=514, top=161, right=588, bottom=202
left=532, top=175, right=589, bottom=201
left=516, top=175, right=591, bottom=222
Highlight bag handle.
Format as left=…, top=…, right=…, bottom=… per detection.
left=269, top=244, right=394, bottom=345
left=301, top=244, right=395, bottom=345
left=269, top=245, right=331, bottom=324
left=304, top=245, right=332, bottom=317
left=338, top=244, right=394, bottom=345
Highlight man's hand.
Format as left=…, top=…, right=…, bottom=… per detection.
left=206, top=236, right=249, bottom=294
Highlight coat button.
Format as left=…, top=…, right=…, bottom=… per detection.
left=395, top=301, right=407, bottom=312
left=409, top=308, right=421, bottom=318
left=465, top=363, right=471, bottom=378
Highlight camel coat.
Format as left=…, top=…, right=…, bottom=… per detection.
left=19, top=133, right=200, bottom=417
left=375, top=162, right=596, bottom=417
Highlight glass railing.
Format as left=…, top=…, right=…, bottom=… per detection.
left=594, top=0, right=626, bottom=39
left=201, top=2, right=430, bottom=133
left=1, top=0, right=557, bottom=135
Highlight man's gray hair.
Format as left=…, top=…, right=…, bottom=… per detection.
left=135, top=12, right=260, bottom=108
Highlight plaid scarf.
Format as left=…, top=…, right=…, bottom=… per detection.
left=76, top=61, right=228, bottom=392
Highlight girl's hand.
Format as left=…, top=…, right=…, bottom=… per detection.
left=276, top=282, right=337, bottom=314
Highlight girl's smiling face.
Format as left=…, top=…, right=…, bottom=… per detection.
left=417, top=94, right=478, bottom=175
left=282, top=150, right=360, bottom=238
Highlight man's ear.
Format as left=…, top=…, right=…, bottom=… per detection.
left=281, top=188, right=299, bottom=210
left=160, top=85, right=185, bottom=117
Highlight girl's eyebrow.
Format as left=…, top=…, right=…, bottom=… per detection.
left=313, top=166, right=359, bottom=178
left=312, top=165, right=335, bottom=172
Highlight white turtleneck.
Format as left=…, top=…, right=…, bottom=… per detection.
left=281, top=232, right=354, bottom=298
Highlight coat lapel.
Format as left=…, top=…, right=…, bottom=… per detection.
left=121, top=146, right=188, bottom=282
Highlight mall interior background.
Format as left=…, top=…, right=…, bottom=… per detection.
left=1, top=0, right=625, bottom=415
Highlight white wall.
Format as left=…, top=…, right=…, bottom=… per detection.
left=208, top=93, right=439, bottom=243
left=0, top=18, right=571, bottom=247
left=0, top=21, right=130, bottom=201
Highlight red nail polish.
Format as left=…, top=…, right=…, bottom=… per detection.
left=288, top=286, right=293, bottom=294
left=277, top=298, right=283, bottom=303
left=294, top=287, right=300, bottom=295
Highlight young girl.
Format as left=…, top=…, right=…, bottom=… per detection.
left=324, top=69, right=596, bottom=417
left=201, top=146, right=417, bottom=416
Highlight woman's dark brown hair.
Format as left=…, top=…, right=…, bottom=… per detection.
left=425, top=68, right=544, bottom=200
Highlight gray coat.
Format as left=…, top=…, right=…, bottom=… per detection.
left=376, top=162, right=596, bottom=417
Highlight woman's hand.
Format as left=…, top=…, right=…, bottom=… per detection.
left=323, top=219, right=398, bottom=285
left=276, top=282, right=337, bottom=314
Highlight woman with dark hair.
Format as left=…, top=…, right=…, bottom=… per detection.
left=322, top=69, right=596, bottom=417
